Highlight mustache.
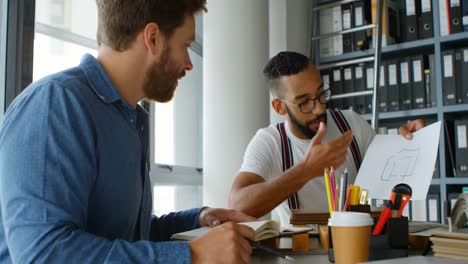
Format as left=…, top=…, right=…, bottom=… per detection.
left=305, top=113, right=327, bottom=126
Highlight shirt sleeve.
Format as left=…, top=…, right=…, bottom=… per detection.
left=238, top=129, right=278, bottom=180
left=150, top=208, right=203, bottom=241
left=0, top=83, right=192, bottom=263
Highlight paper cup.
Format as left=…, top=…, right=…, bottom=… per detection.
left=328, top=212, right=373, bottom=264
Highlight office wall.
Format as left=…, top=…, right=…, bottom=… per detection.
left=268, top=0, right=313, bottom=124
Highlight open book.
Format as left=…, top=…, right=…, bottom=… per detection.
left=171, top=219, right=315, bottom=241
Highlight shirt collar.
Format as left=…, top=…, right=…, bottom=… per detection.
left=80, top=53, right=124, bottom=104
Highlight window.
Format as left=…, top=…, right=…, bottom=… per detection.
left=31, top=1, right=204, bottom=214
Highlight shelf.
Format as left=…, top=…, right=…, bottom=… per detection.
left=443, top=104, right=468, bottom=113
left=314, top=0, right=361, bottom=11
left=318, top=39, right=435, bottom=66
left=446, top=178, right=468, bottom=184
left=440, top=32, right=468, bottom=46
left=361, top=108, right=438, bottom=121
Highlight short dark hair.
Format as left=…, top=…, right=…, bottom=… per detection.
left=96, top=0, right=207, bottom=51
left=263, top=51, right=310, bottom=97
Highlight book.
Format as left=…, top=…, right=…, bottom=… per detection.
left=430, top=230, right=468, bottom=261
left=170, top=220, right=315, bottom=242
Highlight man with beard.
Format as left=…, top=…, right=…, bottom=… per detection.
left=228, top=51, right=424, bottom=226
left=0, top=1, right=256, bottom=263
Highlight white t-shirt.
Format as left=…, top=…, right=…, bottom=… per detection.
left=238, top=109, right=375, bottom=226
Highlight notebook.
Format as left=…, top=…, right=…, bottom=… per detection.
left=170, top=219, right=315, bottom=241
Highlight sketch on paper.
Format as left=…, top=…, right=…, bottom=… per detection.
left=381, top=145, right=420, bottom=181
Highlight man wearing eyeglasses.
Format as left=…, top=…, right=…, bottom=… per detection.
left=228, top=51, right=424, bottom=225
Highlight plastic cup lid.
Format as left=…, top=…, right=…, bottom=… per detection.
left=328, top=211, right=373, bottom=227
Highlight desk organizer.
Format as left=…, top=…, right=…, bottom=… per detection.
left=328, top=210, right=408, bottom=262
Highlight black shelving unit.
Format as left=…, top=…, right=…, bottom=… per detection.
left=312, top=0, right=468, bottom=224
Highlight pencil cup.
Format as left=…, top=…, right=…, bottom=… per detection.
left=328, top=212, right=373, bottom=264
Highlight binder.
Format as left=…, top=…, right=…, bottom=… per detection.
left=332, top=6, right=343, bottom=56
left=411, top=55, right=425, bottom=109
left=365, top=63, right=374, bottom=114
left=399, top=57, right=413, bottom=110
left=442, top=49, right=457, bottom=105
left=462, top=0, right=468, bottom=31
left=455, top=49, right=464, bottom=104
left=354, top=64, right=366, bottom=114
left=445, top=120, right=458, bottom=177
left=342, top=3, right=354, bottom=53
left=411, top=200, right=427, bottom=221
left=428, top=54, right=437, bottom=107
left=454, top=119, right=468, bottom=177
left=379, top=63, right=388, bottom=112
left=450, top=0, right=463, bottom=34
left=319, top=8, right=334, bottom=58
left=440, top=0, right=451, bottom=36
left=387, top=59, right=399, bottom=112
left=343, top=67, right=354, bottom=110
left=420, top=0, right=433, bottom=39
left=400, top=0, right=418, bottom=42
left=426, top=193, right=440, bottom=223
left=332, top=68, right=344, bottom=109
left=353, top=1, right=371, bottom=51
left=322, top=71, right=333, bottom=108
left=460, top=48, right=468, bottom=104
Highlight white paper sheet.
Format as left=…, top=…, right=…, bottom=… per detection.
left=355, top=121, right=441, bottom=200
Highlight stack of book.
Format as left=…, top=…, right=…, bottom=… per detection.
left=430, top=231, right=468, bottom=261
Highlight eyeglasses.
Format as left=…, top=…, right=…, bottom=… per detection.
left=281, top=89, right=331, bottom=114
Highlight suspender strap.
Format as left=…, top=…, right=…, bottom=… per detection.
left=276, top=123, right=300, bottom=210
left=329, top=109, right=363, bottom=170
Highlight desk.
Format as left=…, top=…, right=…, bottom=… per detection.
left=252, top=255, right=466, bottom=264
left=251, top=237, right=466, bottom=264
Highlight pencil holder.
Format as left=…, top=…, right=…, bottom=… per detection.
left=328, top=216, right=408, bottom=262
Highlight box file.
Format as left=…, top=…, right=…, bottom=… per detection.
left=333, top=6, right=343, bottom=56
left=454, top=119, right=468, bottom=177
left=353, top=1, right=371, bottom=51
left=365, top=63, right=375, bottom=114
left=411, top=55, right=425, bottom=109
left=440, top=0, right=451, bottom=36
left=354, top=64, right=367, bottom=114
left=387, top=59, right=399, bottom=112
left=428, top=54, right=437, bottom=107
left=450, top=0, right=463, bottom=33
left=462, top=0, right=468, bottom=31
left=460, top=48, right=468, bottom=104
left=332, top=68, right=344, bottom=109
left=319, top=8, right=334, bottom=58
left=400, top=0, right=418, bottom=42
left=343, top=67, right=354, bottom=110
left=420, top=0, right=433, bottom=39
left=426, top=193, right=440, bottom=223
left=399, top=57, right=413, bottom=110
left=379, top=64, right=388, bottom=112
left=455, top=49, right=464, bottom=104
left=442, top=50, right=457, bottom=105
left=342, top=3, right=354, bottom=53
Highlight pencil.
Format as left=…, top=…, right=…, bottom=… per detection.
left=249, top=239, right=295, bottom=261
left=330, top=167, right=336, bottom=211
left=324, top=168, right=333, bottom=215
left=338, top=173, right=345, bottom=211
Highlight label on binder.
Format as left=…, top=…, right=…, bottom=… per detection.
left=444, top=55, right=453, bottom=77
left=400, top=62, right=409, bottom=84
left=457, top=125, right=467, bottom=148
left=413, top=60, right=422, bottom=82
left=355, top=7, right=363, bottom=26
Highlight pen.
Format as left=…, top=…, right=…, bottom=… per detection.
left=324, top=168, right=333, bottom=215
left=249, top=239, right=295, bottom=261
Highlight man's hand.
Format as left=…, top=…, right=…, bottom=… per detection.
left=301, top=122, right=353, bottom=177
left=399, top=119, right=425, bottom=140
left=190, top=222, right=255, bottom=264
left=199, top=207, right=257, bottom=227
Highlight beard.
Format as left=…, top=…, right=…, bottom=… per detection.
left=286, top=106, right=327, bottom=139
left=143, top=46, right=185, bottom=103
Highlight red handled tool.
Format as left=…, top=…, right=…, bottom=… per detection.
left=372, top=184, right=412, bottom=235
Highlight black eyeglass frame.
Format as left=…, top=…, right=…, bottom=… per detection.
left=281, top=88, right=332, bottom=114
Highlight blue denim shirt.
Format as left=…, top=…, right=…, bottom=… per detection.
left=0, top=54, right=202, bottom=263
